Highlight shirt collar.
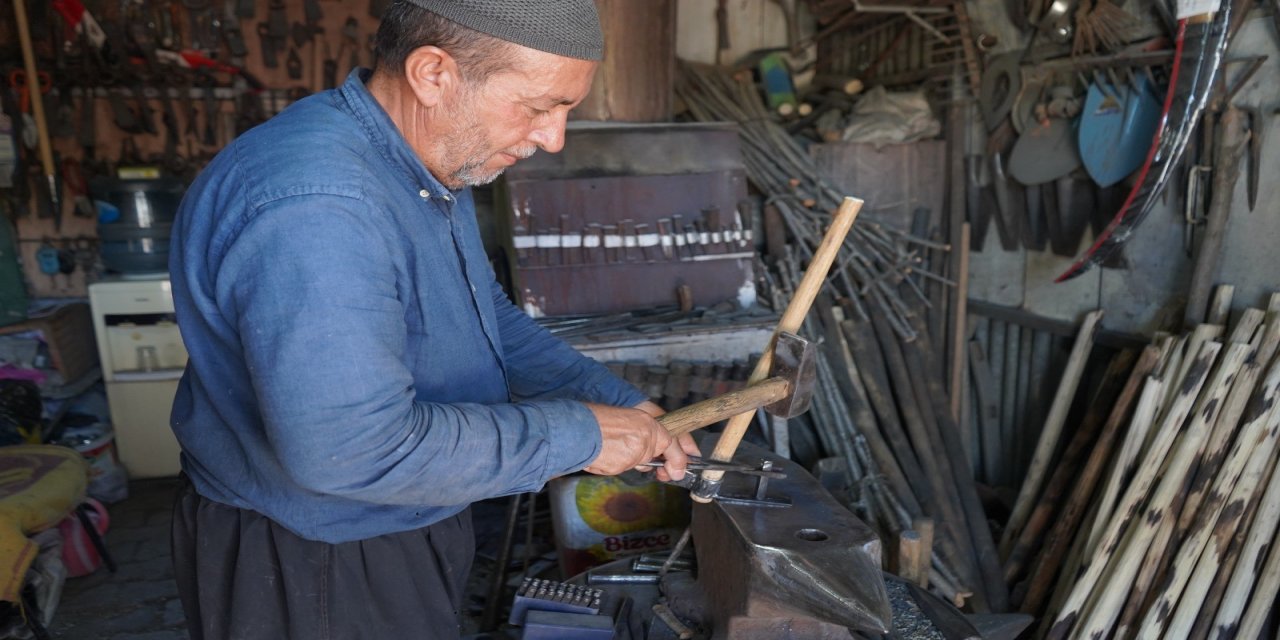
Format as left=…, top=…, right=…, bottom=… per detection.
left=337, top=68, right=459, bottom=201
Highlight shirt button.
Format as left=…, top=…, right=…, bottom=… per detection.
left=470, top=285, right=476, bottom=293
left=418, top=189, right=429, bottom=198
left=442, top=195, right=453, bottom=202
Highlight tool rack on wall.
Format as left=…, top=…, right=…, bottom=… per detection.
left=497, top=122, right=757, bottom=318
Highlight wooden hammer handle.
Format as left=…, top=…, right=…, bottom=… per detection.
left=695, top=196, right=863, bottom=499
left=659, top=377, right=790, bottom=437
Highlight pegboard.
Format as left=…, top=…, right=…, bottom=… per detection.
left=1, top=0, right=386, bottom=298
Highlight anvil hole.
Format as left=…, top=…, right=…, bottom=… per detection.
left=795, top=528, right=829, bottom=542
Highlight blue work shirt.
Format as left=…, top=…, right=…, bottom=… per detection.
left=169, top=68, right=646, bottom=544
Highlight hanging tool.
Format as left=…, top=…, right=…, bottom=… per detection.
left=73, top=44, right=99, bottom=162
left=57, top=246, right=76, bottom=289
left=10, top=0, right=62, bottom=228
left=49, top=46, right=75, bottom=140
left=128, top=77, right=158, bottom=135
left=258, top=23, right=280, bottom=68
left=1079, top=73, right=1162, bottom=188
left=35, top=242, right=60, bottom=290
left=322, top=40, right=338, bottom=90
left=196, top=71, right=219, bottom=146
left=1, top=78, right=28, bottom=212
left=1056, top=3, right=1236, bottom=282
left=286, top=46, right=304, bottom=81
left=60, top=158, right=94, bottom=218
left=693, top=197, right=862, bottom=503
left=8, top=70, right=50, bottom=150
left=340, top=16, right=362, bottom=72
left=267, top=0, right=288, bottom=39
left=51, top=0, right=107, bottom=50
left=183, top=0, right=214, bottom=51
left=1242, top=105, right=1262, bottom=212
left=223, top=20, right=249, bottom=59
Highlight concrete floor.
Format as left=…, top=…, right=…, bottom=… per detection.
left=51, top=478, right=187, bottom=640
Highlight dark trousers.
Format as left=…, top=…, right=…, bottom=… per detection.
left=171, top=477, right=474, bottom=640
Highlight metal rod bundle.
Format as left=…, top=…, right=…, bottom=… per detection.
left=675, top=62, right=945, bottom=341
left=672, top=62, right=1025, bottom=611
left=750, top=231, right=1010, bottom=612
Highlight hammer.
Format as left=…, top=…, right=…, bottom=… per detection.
left=656, top=332, right=817, bottom=436
left=694, top=196, right=863, bottom=502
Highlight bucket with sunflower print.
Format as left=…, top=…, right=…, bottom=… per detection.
left=548, top=473, right=690, bottom=577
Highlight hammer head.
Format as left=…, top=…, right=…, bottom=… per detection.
left=763, top=332, right=817, bottom=419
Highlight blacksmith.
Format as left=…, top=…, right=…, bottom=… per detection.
left=167, top=1, right=696, bottom=637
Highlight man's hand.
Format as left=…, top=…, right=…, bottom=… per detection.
left=584, top=403, right=695, bottom=481
left=633, top=401, right=701, bottom=482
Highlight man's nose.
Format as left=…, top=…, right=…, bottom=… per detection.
left=528, top=110, right=569, bottom=153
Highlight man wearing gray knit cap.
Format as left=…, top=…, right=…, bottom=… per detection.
left=168, top=1, right=697, bottom=638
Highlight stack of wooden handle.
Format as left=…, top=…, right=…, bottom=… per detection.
left=1000, top=284, right=1280, bottom=639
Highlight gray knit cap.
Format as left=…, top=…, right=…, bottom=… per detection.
left=407, top=0, right=604, bottom=61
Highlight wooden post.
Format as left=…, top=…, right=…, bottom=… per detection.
left=1222, top=416, right=1280, bottom=640
left=913, top=517, right=935, bottom=588
left=573, top=0, right=677, bottom=121
left=1206, top=284, right=1235, bottom=325
left=1017, top=347, right=1161, bottom=615
left=1152, top=364, right=1272, bottom=638
left=1083, top=376, right=1168, bottom=555
left=1002, top=350, right=1138, bottom=586
left=1202, top=355, right=1280, bottom=638
left=899, top=530, right=926, bottom=587
left=1184, top=108, right=1247, bottom=329
left=970, top=339, right=1003, bottom=485
left=1045, top=341, right=1223, bottom=640
left=1060, top=342, right=1250, bottom=640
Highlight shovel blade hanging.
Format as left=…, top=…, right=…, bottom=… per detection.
left=1079, top=74, right=1162, bottom=187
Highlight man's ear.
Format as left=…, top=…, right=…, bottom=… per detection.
left=403, top=45, right=460, bottom=108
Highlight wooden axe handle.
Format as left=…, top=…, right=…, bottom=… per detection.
left=695, top=196, right=863, bottom=500
left=659, top=378, right=790, bottom=437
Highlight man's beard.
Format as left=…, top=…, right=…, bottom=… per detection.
left=440, top=95, right=537, bottom=188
